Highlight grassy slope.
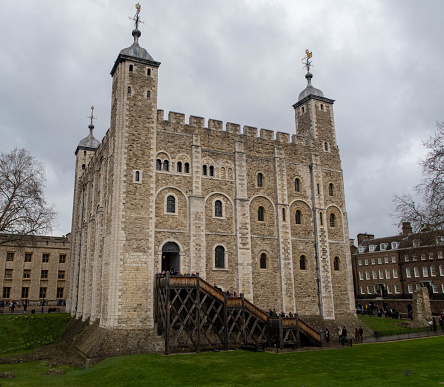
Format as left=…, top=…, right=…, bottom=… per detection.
left=358, top=315, right=430, bottom=336
left=0, top=336, right=443, bottom=386
left=0, top=314, right=71, bottom=355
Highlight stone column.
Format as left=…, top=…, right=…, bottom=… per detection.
left=274, top=146, right=295, bottom=312
left=234, top=140, right=253, bottom=300
left=189, top=133, right=206, bottom=277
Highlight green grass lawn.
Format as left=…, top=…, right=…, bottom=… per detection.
left=0, top=336, right=443, bottom=386
left=358, top=315, right=430, bottom=336
left=0, top=313, right=71, bottom=355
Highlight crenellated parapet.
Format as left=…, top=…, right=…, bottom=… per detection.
left=156, top=109, right=311, bottom=146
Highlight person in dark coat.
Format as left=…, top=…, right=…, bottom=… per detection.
left=324, top=328, right=330, bottom=342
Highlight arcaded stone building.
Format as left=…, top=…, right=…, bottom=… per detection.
left=67, top=11, right=355, bottom=351
left=0, top=234, right=69, bottom=304
left=352, top=222, right=444, bottom=314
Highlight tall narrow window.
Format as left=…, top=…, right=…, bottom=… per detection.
left=163, top=160, right=169, bottom=171
left=135, top=171, right=140, bottom=182
left=203, top=165, right=207, bottom=175
left=295, top=210, right=302, bottom=224
left=215, top=246, right=225, bottom=269
left=209, top=166, right=214, bottom=176
left=260, top=253, right=267, bottom=269
left=329, top=183, right=334, bottom=196
left=184, top=163, right=190, bottom=173
left=215, top=200, right=222, bottom=217
left=147, top=68, right=151, bottom=76
left=334, top=257, right=340, bottom=271
left=300, top=255, right=306, bottom=270
left=257, top=173, right=263, bottom=187
left=282, top=208, right=286, bottom=221
left=146, top=90, right=151, bottom=99
left=127, top=86, right=131, bottom=96
left=320, top=212, right=323, bottom=226
left=295, top=178, right=300, bottom=192
left=258, top=206, right=265, bottom=222
left=324, top=142, right=329, bottom=151
left=156, top=159, right=161, bottom=170
left=177, top=162, right=182, bottom=173
left=166, top=196, right=175, bottom=213
left=129, top=64, right=133, bottom=72
left=330, top=213, right=335, bottom=227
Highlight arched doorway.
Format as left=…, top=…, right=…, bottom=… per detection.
left=162, top=242, right=180, bottom=272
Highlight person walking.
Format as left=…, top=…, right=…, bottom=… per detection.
left=324, top=328, right=330, bottom=343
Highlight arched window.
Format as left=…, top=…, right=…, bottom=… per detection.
left=430, top=265, right=436, bottom=276
left=209, top=166, right=214, bottom=177
left=260, top=253, right=267, bottom=269
left=328, top=183, right=334, bottom=196
left=330, top=213, right=335, bottom=227
left=334, top=257, right=340, bottom=271
left=127, top=86, right=131, bottom=96
left=406, top=267, right=411, bottom=278
left=215, top=200, right=222, bottom=217
left=220, top=167, right=226, bottom=179
left=166, top=196, right=175, bottom=213
left=440, top=265, right=444, bottom=276
left=147, top=68, right=151, bottom=76
left=295, top=210, right=302, bottom=225
left=177, top=162, right=182, bottom=173
left=184, top=163, right=190, bottom=173
left=129, top=64, right=133, bottom=72
left=257, top=173, right=263, bottom=187
left=82, top=164, right=86, bottom=170
left=156, top=159, right=161, bottom=170
left=422, top=266, right=428, bottom=277
left=282, top=208, right=286, bottom=221
left=258, top=206, right=265, bottom=222
left=414, top=267, right=420, bottom=277
left=324, top=142, right=329, bottom=151
left=203, top=165, right=207, bottom=175
left=147, top=90, right=151, bottom=99
left=320, top=104, right=324, bottom=111
left=300, top=255, right=306, bottom=270
left=163, top=160, right=169, bottom=171
left=215, top=246, right=225, bottom=269
left=135, top=171, right=140, bottom=182
left=295, top=178, right=300, bottom=192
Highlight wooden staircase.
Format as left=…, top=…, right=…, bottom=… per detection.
left=155, top=273, right=321, bottom=354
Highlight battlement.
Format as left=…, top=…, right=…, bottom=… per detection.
left=157, top=109, right=303, bottom=145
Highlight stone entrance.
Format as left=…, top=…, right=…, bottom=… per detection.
left=162, top=242, right=180, bottom=272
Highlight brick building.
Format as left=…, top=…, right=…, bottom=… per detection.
left=67, top=8, right=355, bottom=355
left=352, top=222, right=444, bottom=313
left=0, top=234, right=70, bottom=304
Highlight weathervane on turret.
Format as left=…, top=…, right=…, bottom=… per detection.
left=86, top=106, right=97, bottom=129
left=129, top=3, right=144, bottom=30
left=302, top=49, right=313, bottom=73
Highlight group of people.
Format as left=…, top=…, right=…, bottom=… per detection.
left=356, top=303, right=400, bottom=319
left=1, top=299, right=27, bottom=313
left=431, top=313, right=444, bottom=331
left=323, top=326, right=363, bottom=344
left=268, top=309, right=295, bottom=318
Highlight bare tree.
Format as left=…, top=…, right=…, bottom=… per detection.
left=0, top=148, right=56, bottom=244
left=394, top=121, right=444, bottom=232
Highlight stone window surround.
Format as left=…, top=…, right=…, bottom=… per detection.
left=164, top=193, right=178, bottom=215
left=133, top=170, right=142, bottom=184
left=256, top=171, right=265, bottom=188
left=294, top=176, right=302, bottom=193
left=333, top=256, right=340, bottom=271
left=259, top=251, right=268, bottom=270
left=212, top=197, right=225, bottom=219
left=212, top=244, right=228, bottom=271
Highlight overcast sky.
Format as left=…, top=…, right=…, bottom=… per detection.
left=1, top=0, right=443, bottom=243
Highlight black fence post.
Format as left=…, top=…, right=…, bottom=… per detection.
left=165, top=272, right=170, bottom=355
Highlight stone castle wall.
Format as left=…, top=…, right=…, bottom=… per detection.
left=67, top=47, right=355, bottom=339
